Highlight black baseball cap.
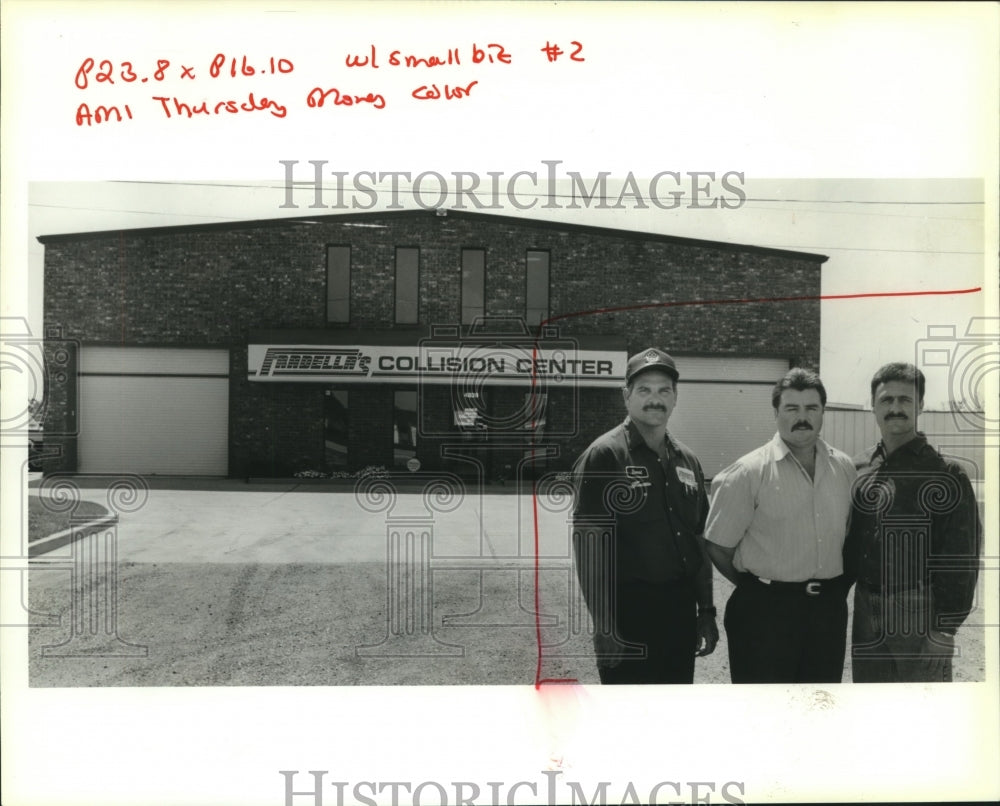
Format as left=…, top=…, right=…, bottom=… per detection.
left=626, top=348, right=679, bottom=384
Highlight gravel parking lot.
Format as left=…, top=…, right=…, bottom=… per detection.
left=26, top=480, right=986, bottom=686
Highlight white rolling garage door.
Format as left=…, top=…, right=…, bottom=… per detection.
left=78, top=347, right=229, bottom=475
left=668, top=356, right=790, bottom=479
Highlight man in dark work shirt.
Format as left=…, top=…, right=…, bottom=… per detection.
left=844, top=362, right=981, bottom=682
left=571, top=348, right=718, bottom=684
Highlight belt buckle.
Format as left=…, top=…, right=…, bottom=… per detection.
left=805, top=581, right=821, bottom=596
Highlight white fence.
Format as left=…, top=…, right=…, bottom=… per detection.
left=822, top=407, right=989, bottom=480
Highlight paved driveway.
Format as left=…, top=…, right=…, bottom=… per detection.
left=27, top=479, right=615, bottom=685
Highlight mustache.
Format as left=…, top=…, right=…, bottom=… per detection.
left=643, top=404, right=667, bottom=412
left=791, top=422, right=814, bottom=431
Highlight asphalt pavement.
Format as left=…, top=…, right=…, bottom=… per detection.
left=27, top=478, right=613, bottom=685
left=25, top=477, right=987, bottom=686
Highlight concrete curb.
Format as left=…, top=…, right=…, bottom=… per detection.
left=28, top=472, right=559, bottom=494
left=248, top=476, right=550, bottom=493
left=28, top=515, right=119, bottom=558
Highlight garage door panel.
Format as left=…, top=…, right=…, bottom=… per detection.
left=663, top=356, right=789, bottom=478
left=79, top=348, right=229, bottom=476
left=80, top=346, right=229, bottom=375
left=675, top=356, right=790, bottom=384
left=669, top=384, right=777, bottom=479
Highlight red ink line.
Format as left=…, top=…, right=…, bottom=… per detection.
left=530, top=285, right=982, bottom=689
left=530, top=354, right=545, bottom=689
left=544, top=286, right=983, bottom=326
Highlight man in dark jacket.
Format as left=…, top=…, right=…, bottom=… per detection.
left=845, top=362, right=982, bottom=682
left=571, top=348, right=717, bottom=684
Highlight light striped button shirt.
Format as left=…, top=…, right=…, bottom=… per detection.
left=705, top=432, right=857, bottom=581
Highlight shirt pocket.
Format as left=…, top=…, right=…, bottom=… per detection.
left=667, top=466, right=705, bottom=532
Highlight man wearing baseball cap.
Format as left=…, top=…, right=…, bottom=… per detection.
left=571, top=347, right=718, bottom=684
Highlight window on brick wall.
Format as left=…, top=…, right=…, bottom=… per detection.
left=324, top=389, right=349, bottom=469
left=526, top=250, right=550, bottom=327
left=461, top=248, right=485, bottom=325
left=393, top=390, right=418, bottom=469
left=395, top=247, right=419, bottom=324
left=326, top=246, right=351, bottom=324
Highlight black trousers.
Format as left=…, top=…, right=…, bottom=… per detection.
left=724, top=575, right=848, bottom=684
left=599, top=577, right=697, bottom=685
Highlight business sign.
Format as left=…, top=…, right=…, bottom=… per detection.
left=247, top=343, right=626, bottom=387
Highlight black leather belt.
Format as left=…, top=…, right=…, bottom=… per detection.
left=741, top=572, right=845, bottom=596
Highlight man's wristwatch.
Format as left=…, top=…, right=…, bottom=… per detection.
left=698, top=606, right=717, bottom=617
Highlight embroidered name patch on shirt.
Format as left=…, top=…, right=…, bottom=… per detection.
left=675, top=466, right=697, bottom=490
left=626, top=465, right=652, bottom=488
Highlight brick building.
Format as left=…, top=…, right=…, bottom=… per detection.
left=40, top=209, right=826, bottom=481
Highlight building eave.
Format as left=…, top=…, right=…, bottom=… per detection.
left=37, top=207, right=829, bottom=264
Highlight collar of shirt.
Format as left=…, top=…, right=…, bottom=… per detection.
left=872, top=432, right=929, bottom=465
left=622, top=417, right=679, bottom=458
left=766, top=431, right=838, bottom=467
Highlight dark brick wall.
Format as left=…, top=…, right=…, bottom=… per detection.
left=553, top=244, right=820, bottom=366
left=37, top=340, right=79, bottom=473
left=42, top=210, right=823, bottom=476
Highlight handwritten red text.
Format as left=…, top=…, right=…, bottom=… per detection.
left=411, top=81, right=479, bottom=101
left=346, top=43, right=511, bottom=69
left=76, top=103, right=133, bottom=126
left=75, top=58, right=185, bottom=88
left=151, top=93, right=287, bottom=119
left=306, top=87, right=387, bottom=109
left=209, top=54, right=294, bottom=78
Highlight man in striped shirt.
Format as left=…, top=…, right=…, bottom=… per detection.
left=705, top=368, right=857, bottom=683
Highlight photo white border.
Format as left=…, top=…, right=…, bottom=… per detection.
left=2, top=3, right=998, bottom=804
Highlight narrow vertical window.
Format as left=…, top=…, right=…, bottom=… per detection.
left=326, top=246, right=351, bottom=323
left=526, top=250, right=550, bottom=327
left=393, top=390, right=418, bottom=469
left=461, top=249, right=485, bottom=325
left=324, top=389, right=349, bottom=469
left=395, top=247, right=419, bottom=324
